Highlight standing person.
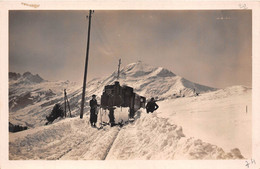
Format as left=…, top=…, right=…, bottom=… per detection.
left=90, top=94, right=99, bottom=127
left=146, top=97, right=159, bottom=113
left=108, top=107, right=116, bottom=127
left=107, top=93, right=116, bottom=127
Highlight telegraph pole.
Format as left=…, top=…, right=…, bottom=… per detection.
left=80, top=10, right=94, bottom=119
left=117, top=59, right=121, bottom=80
left=64, top=89, right=72, bottom=118
left=64, top=89, right=67, bottom=117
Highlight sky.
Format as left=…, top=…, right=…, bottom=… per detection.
left=9, top=10, right=252, bottom=88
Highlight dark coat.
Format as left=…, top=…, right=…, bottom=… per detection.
left=146, top=101, right=159, bottom=113
left=90, top=99, right=98, bottom=123
left=90, top=99, right=98, bottom=109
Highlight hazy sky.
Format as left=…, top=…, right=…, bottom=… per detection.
left=9, top=10, right=252, bottom=88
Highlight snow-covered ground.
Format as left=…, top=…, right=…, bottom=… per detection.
left=9, top=116, right=120, bottom=160
left=9, top=108, right=244, bottom=160
left=156, top=85, right=252, bottom=158
left=8, top=62, right=251, bottom=160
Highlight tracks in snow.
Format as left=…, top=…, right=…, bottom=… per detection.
left=102, top=127, right=121, bottom=160
left=57, top=123, right=123, bottom=160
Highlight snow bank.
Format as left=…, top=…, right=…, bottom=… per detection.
left=106, top=112, right=244, bottom=160
left=9, top=116, right=120, bottom=160
left=9, top=110, right=244, bottom=160
left=157, top=86, right=252, bottom=158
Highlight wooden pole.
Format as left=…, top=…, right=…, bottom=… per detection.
left=67, top=97, right=72, bottom=117
left=64, top=89, right=67, bottom=117
left=117, top=59, right=121, bottom=80
left=64, top=89, right=72, bottom=117
left=80, top=10, right=93, bottom=119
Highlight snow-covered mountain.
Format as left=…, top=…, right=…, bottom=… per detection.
left=9, top=72, right=80, bottom=127
left=8, top=62, right=252, bottom=160
left=9, top=72, right=45, bottom=84
left=9, top=62, right=216, bottom=128
left=98, top=61, right=216, bottom=99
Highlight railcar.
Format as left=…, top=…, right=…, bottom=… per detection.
left=100, top=81, right=146, bottom=118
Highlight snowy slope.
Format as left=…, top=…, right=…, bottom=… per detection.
left=106, top=112, right=244, bottom=160
left=157, top=85, right=252, bottom=158
left=9, top=62, right=216, bottom=128
left=9, top=72, right=80, bottom=127
left=101, top=61, right=216, bottom=99
left=9, top=109, right=244, bottom=160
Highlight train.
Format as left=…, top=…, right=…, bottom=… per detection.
left=100, top=81, right=146, bottom=118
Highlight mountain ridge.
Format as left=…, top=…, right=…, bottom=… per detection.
left=9, top=62, right=247, bottom=128
left=101, top=61, right=217, bottom=99
left=9, top=71, right=45, bottom=84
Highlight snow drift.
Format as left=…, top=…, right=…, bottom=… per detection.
left=9, top=110, right=244, bottom=160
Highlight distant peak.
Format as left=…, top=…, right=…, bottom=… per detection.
left=9, top=72, right=21, bottom=80
left=120, top=62, right=176, bottom=78
left=155, top=67, right=176, bottom=77
left=23, top=71, right=33, bottom=77
left=9, top=71, right=45, bottom=84
left=125, top=62, right=152, bottom=69
left=23, top=72, right=44, bottom=83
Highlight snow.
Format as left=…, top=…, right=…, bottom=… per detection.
left=8, top=62, right=251, bottom=160
left=9, top=62, right=215, bottom=128
left=115, top=62, right=216, bottom=99
left=9, top=80, right=81, bottom=127
left=9, top=71, right=45, bottom=85
left=9, top=116, right=120, bottom=160
left=9, top=109, right=244, bottom=160
left=156, top=85, right=252, bottom=158
left=106, top=111, right=243, bottom=160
